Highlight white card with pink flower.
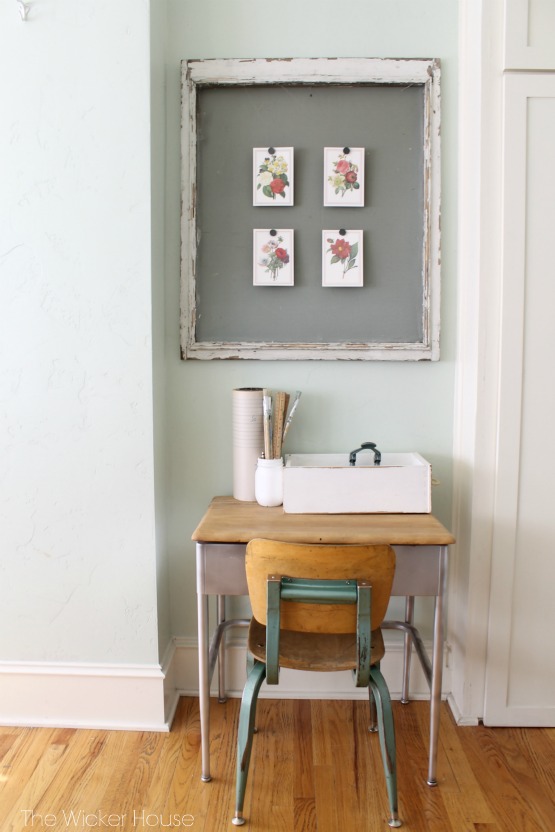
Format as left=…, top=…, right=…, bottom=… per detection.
left=324, top=147, right=365, bottom=207
left=253, top=229, right=294, bottom=286
left=253, top=147, right=294, bottom=206
left=322, top=230, right=363, bottom=287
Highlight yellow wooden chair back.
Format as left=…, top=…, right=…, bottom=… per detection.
left=245, top=538, right=396, bottom=634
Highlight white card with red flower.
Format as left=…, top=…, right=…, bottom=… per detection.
left=253, top=147, right=294, bottom=206
left=253, top=229, right=294, bottom=286
left=323, top=147, right=365, bottom=207
left=322, top=230, right=363, bottom=287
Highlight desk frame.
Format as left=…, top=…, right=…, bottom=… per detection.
left=195, top=539, right=448, bottom=786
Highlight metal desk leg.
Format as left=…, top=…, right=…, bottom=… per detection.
left=217, top=595, right=227, bottom=703
left=427, top=545, right=448, bottom=786
left=198, top=592, right=211, bottom=782
left=196, top=544, right=212, bottom=783
left=401, top=596, right=415, bottom=704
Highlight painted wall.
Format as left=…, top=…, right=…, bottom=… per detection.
left=0, top=1, right=163, bottom=665
left=164, top=0, right=459, bottom=638
left=151, top=0, right=172, bottom=659
left=0, top=0, right=458, bottom=686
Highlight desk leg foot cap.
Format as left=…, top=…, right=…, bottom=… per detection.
left=232, top=814, right=246, bottom=826
left=426, top=779, right=438, bottom=787
left=201, top=775, right=212, bottom=783
left=400, top=699, right=410, bottom=705
left=218, top=696, right=228, bottom=704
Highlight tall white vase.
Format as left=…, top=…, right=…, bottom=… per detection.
left=232, top=388, right=264, bottom=501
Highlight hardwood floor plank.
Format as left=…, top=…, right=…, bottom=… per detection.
left=205, top=696, right=242, bottom=831
left=427, top=707, right=497, bottom=829
left=184, top=697, right=228, bottom=826
left=0, top=728, right=58, bottom=824
left=149, top=697, right=202, bottom=818
left=250, top=699, right=295, bottom=829
left=313, top=764, right=339, bottom=832
left=320, top=700, right=358, bottom=826
left=310, top=699, right=334, bottom=765
left=76, top=730, right=165, bottom=829
left=2, top=732, right=69, bottom=830
left=294, top=797, right=317, bottom=832
left=141, top=700, right=195, bottom=815
left=0, top=699, right=553, bottom=832
left=461, top=723, right=555, bottom=832
left=293, top=699, right=314, bottom=799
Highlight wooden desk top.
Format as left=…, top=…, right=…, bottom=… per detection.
left=192, top=496, right=455, bottom=546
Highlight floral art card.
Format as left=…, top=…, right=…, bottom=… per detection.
left=322, top=230, right=363, bottom=287
left=253, top=229, right=294, bottom=286
left=253, top=147, right=294, bottom=206
left=323, top=147, right=365, bottom=207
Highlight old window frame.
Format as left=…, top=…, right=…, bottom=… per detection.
left=180, top=57, right=441, bottom=361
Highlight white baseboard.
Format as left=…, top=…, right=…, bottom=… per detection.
left=0, top=635, right=452, bottom=731
left=0, top=651, right=176, bottom=732
left=171, top=632, right=451, bottom=702
left=161, top=639, right=181, bottom=727
left=446, top=692, right=480, bottom=726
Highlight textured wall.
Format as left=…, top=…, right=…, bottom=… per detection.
left=0, top=1, right=161, bottom=664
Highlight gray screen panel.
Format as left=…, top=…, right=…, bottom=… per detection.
left=195, top=84, right=425, bottom=344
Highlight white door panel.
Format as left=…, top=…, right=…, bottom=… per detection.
left=484, top=74, right=555, bottom=725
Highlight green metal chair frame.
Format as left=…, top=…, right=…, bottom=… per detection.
left=232, top=548, right=401, bottom=828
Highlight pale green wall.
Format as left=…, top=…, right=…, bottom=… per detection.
left=0, top=0, right=161, bottom=665
left=151, top=0, right=172, bottom=659
left=164, top=0, right=458, bottom=637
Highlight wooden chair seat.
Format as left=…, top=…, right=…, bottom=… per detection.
left=248, top=616, right=385, bottom=672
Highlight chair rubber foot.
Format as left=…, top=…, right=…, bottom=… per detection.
left=388, top=818, right=402, bottom=828
left=201, top=775, right=212, bottom=782
left=218, top=696, right=228, bottom=703
left=368, top=724, right=379, bottom=733
left=400, top=698, right=410, bottom=705
left=232, top=815, right=246, bottom=826
left=426, top=778, right=438, bottom=787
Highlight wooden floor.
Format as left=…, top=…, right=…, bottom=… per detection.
left=0, top=697, right=554, bottom=831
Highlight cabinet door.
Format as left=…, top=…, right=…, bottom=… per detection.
left=484, top=74, right=555, bottom=725
left=505, top=0, right=555, bottom=70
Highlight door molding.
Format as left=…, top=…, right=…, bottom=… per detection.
left=449, top=0, right=505, bottom=724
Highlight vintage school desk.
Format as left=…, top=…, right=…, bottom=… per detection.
left=192, top=496, right=455, bottom=785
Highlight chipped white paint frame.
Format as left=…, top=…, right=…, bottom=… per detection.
left=181, top=57, right=441, bottom=361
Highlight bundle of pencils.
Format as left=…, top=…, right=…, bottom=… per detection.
left=262, top=389, right=302, bottom=460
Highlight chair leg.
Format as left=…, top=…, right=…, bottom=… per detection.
left=369, top=666, right=402, bottom=828
left=232, top=660, right=266, bottom=826
left=368, top=685, right=378, bottom=732
left=245, top=652, right=260, bottom=732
